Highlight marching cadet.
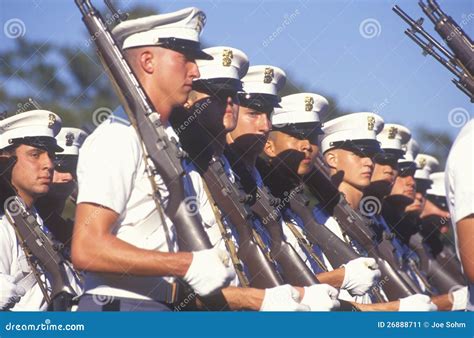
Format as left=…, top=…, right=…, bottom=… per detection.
left=175, top=47, right=338, bottom=311
left=260, top=108, right=437, bottom=311
left=445, top=119, right=474, bottom=312
left=71, top=8, right=235, bottom=311
left=0, top=110, right=82, bottom=311
left=36, top=127, right=88, bottom=246
left=227, top=86, right=386, bottom=309
left=376, top=131, right=464, bottom=310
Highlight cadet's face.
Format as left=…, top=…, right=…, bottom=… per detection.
left=269, top=132, right=314, bottom=175
left=326, top=149, right=374, bottom=189
left=390, top=175, right=416, bottom=201
left=11, top=145, right=54, bottom=200
left=371, top=163, right=398, bottom=185
left=405, top=191, right=424, bottom=214
left=310, top=144, right=320, bottom=161
left=155, top=49, right=199, bottom=109
left=228, top=107, right=271, bottom=155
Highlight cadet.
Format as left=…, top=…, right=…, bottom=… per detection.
left=72, top=8, right=235, bottom=311
left=176, top=47, right=337, bottom=311
left=36, top=127, right=88, bottom=245
left=445, top=119, right=474, bottom=311
left=0, top=110, right=82, bottom=311
left=261, top=107, right=436, bottom=311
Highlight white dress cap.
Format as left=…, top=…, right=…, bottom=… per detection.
left=426, top=172, right=446, bottom=197
left=377, top=123, right=411, bottom=158
left=0, top=110, right=62, bottom=151
left=398, top=138, right=419, bottom=165
left=55, top=127, right=89, bottom=156
left=112, top=7, right=212, bottom=60
left=320, top=112, right=384, bottom=154
left=195, top=46, right=249, bottom=90
left=414, top=153, right=439, bottom=180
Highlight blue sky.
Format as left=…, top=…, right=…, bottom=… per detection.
left=1, top=0, right=473, bottom=144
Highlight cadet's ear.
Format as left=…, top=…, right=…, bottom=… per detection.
left=324, top=150, right=337, bottom=169
left=264, top=137, right=276, bottom=158
left=140, top=49, right=155, bottom=74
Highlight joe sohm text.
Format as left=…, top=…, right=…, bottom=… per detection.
left=377, top=321, right=467, bottom=329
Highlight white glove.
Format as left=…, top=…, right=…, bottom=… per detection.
left=300, top=284, right=340, bottom=311
left=451, top=286, right=468, bottom=311
left=183, top=248, right=235, bottom=296
left=341, top=257, right=381, bottom=296
left=260, top=285, right=310, bottom=311
left=399, top=294, right=438, bottom=311
left=0, top=273, right=26, bottom=310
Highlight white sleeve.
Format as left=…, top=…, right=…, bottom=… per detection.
left=0, top=217, right=16, bottom=275
left=76, top=123, right=141, bottom=215
left=451, top=136, right=474, bottom=223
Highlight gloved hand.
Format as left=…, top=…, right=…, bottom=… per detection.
left=300, top=284, right=340, bottom=311
left=341, top=257, right=381, bottom=296
left=399, top=294, right=438, bottom=311
left=183, top=248, right=235, bottom=296
left=0, top=273, right=26, bottom=310
left=260, top=285, right=310, bottom=311
left=451, top=286, right=468, bottom=311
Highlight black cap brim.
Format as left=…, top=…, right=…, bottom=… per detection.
left=10, top=136, right=63, bottom=153
left=238, top=93, right=281, bottom=111
left=329, top=139, right=382, bottom=157
left=157, top=37, right=213, bottom=60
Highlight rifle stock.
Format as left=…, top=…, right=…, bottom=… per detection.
left=5, top=197, right=76, bottom=311
left=202, top=158, right=284, bottom=289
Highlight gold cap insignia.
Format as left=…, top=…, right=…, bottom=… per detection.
left=222, top=49, right=233, bottom=67
left=388, top=126, right=398, bottom=139
left=304, top=96, right=314, bottom=112
left=48, top=114, right=56, bottom=129
left=367, top=116, right=376, bottom=131
left=418, top=157, right=427, bottom=169
left=263, top=67, right=274, bottom=84
left=65, top=132, right=75, bottom=147
left=195, top=13, right=206, bottom=33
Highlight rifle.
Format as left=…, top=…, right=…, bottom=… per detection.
left=201, top=157, right=284, bottom=289
left=252, top=184, right=319, bottom=287
left=75, top=0, right=212, bottom=251
left=393, top=1, right=474, bottom=101
left=303, top=157, right=416, bottom=300
left=4, top=196, right=78, bottom=311
left=226, top=155, right=358, bottom=311
left=410, top=233, right=465, bottom=294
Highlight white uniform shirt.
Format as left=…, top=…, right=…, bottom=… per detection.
left=76, top=115, right=180, bottom=300
left=445, top=119, right=474, bottom=311
left=0, top=211, right=82, bottom=311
